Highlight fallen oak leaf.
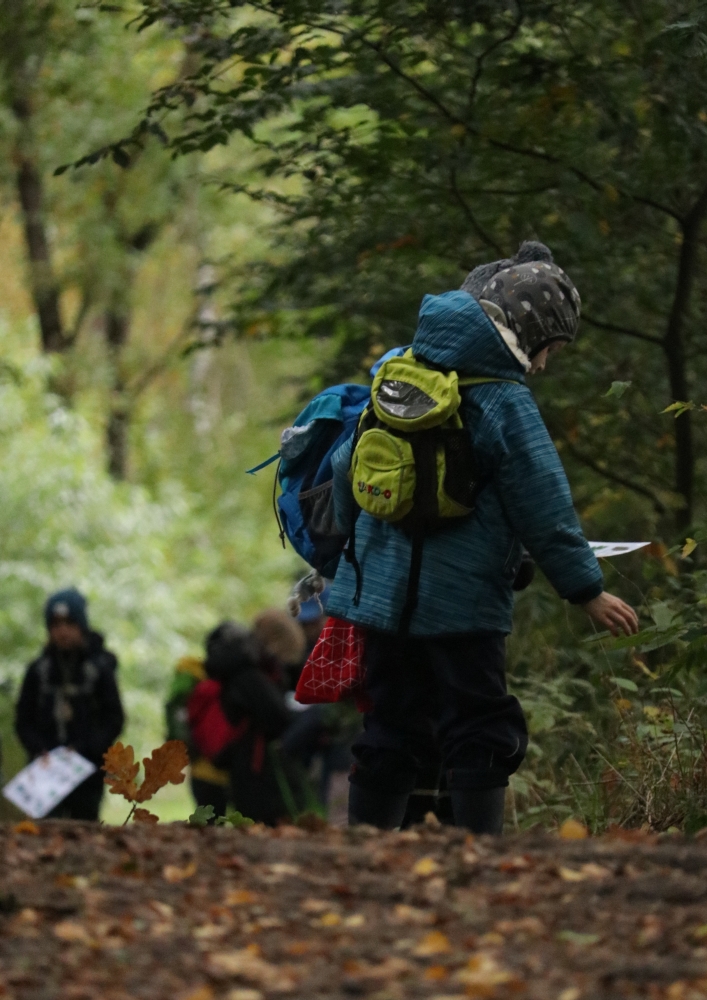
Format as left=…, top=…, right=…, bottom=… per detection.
left=103, top=743, right=140, bottom=801
left=454, top=952, right=518, bottom=988
left=285, top=941, right=318, bottom=956
left=424, top=965, right=449, bottom=981
left=494, top=917, right=544, bottom=935
left=343, top=957, right=412, bottom=980
left=180, top=988, right=214, bottom=1000
left=498, top=855, right=531, bottom=872
left=393, top=904, right=435, bottom=925
left=136, top=740, right=189, bottom=802
left=163, top=861, right=197, bottom=883
left=205, top=949, right=296, bottom=991
left=558, top=818, right=588, bottom=840
left=413, top=856, right=441, bottom=877
left=224, top=889, right=257, bottom=905
left=217, top=855, right=247, bottom=871
left=559, top=866, right=587, bottom=882
left=300, top=898, right=330, bottom=913
left=54, top=920, right=92, bottom=944
left=413, top=931, right=452, bottom=957
left=13, top=820, right=40, bottom=835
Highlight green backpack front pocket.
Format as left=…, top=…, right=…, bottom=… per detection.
left=350, top=427, right=416, bottom=522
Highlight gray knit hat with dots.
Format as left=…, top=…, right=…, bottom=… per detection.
left=460, top=240, right=554, bottom=299
left=479, top=261, right=581, bottom=359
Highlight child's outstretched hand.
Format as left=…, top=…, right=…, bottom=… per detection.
left=583, top=592, right=639, bottom=637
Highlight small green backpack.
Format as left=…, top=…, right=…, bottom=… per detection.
left=347, top=350, right=515, bottom=631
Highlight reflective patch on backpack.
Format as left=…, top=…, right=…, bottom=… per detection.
left=376, top=380, right=437, bottom=420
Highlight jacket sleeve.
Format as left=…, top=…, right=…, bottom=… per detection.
left=222, top=669, right=290, bottom=741
left=489, top=389, right=603, bottom=604
left=75, top=662, right=125, bottom=761
left=15, top=664, right=46, bottom=758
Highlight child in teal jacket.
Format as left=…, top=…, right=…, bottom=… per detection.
left=327, top=253, right=638, bottom=833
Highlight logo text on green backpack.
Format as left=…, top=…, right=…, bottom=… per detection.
left=358, top=481, right=393, bottom=499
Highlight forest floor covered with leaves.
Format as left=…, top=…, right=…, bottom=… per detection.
left=2, top=821, right=707, bottom=1000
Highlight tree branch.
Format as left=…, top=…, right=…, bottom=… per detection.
left=125, top=310, right=196, bottom=401
left=562, top=439, right=667, bottom=514
left=67, top=292, right=93, bottom=345
left=449, top=167, right=506, bottom=256
left=582, top=313, right=664, bottom=345
left=468, top=4, right=525, bottom=108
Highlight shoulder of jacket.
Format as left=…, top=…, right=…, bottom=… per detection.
left=90, top=648, right=118, bottom=673
left=25, top=652, right=49, bottom=675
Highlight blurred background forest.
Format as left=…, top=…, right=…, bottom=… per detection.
left=1, top=0, right=707, bottom=829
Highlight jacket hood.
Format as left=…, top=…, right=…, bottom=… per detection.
left=411, top=290, right=526, bottom=382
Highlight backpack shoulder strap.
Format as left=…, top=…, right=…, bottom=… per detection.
left=457, top=376, right=521, bottom=387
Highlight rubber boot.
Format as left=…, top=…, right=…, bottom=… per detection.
left=449, top=787, right=506, bottom=834
left=348, top=784, right=409, bottom=830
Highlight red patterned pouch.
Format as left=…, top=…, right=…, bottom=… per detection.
left=295, top=616, right=369, bottom=708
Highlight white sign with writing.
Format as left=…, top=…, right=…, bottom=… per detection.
left=588, top=541, right=651, bottom=559
left=3, top=747, right=97, bottom=819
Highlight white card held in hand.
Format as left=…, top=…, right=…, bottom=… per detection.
left=3, top=747, right=97, bottom=819
left=588, top=541, right=650, bottom=559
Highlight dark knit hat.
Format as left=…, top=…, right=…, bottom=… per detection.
left=45, top=587, right=89, bottom=632
left=204, top=621, right=258, bottom=680
left=460, top=240, right=554, bottom=299
left=479, top=261, right=581, bottom=359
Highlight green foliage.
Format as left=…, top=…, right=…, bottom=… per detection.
left=188, top=804, right=215, bottom=826
left=189, top=803, right=257, bottom=827
left=604, top=381, right=632, bottom=399
left=507, top=546, right=707, bottom=833
left=0, top=318, right=306, bottom=776
left=128, top=0, right=707, bottom=532
left=215, top=807, right=255, bottom=828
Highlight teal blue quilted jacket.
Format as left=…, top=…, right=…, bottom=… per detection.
left=326, top=290, right=603, bottom=636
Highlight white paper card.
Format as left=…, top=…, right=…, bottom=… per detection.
left=3, top=747, right=97, bottom=819
left=588, top=541, right=650, bottom=559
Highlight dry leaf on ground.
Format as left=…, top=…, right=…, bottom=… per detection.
left=558, top=818, right=589, bottom=840
left=413, top=931, right=452, bottom=956
left=13, top=821, right=40, bottom=835
left=413, top=856, right=441, bottom=877
left=163, top=862, right=197, bottom=883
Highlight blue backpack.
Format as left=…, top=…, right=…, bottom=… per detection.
left=248, top=383, right=372, bottom=577
left=247, top=349, right=408, bottom=577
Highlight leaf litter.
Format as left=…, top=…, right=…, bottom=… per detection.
left=1, top=821, right=707, bottom=998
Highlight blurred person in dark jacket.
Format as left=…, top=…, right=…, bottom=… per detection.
left=15, top=587, right=124, bottom=820
left=189, top=621, right=309, bottom=825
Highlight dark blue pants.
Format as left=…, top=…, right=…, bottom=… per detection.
left=350, top=629, right=527, bottom=794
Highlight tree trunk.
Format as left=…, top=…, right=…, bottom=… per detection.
left=663, top=189, right=707, bottom=532
left=12, top=98, right=70, bottom=354
left=105, top=303, right=131, bottom=481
